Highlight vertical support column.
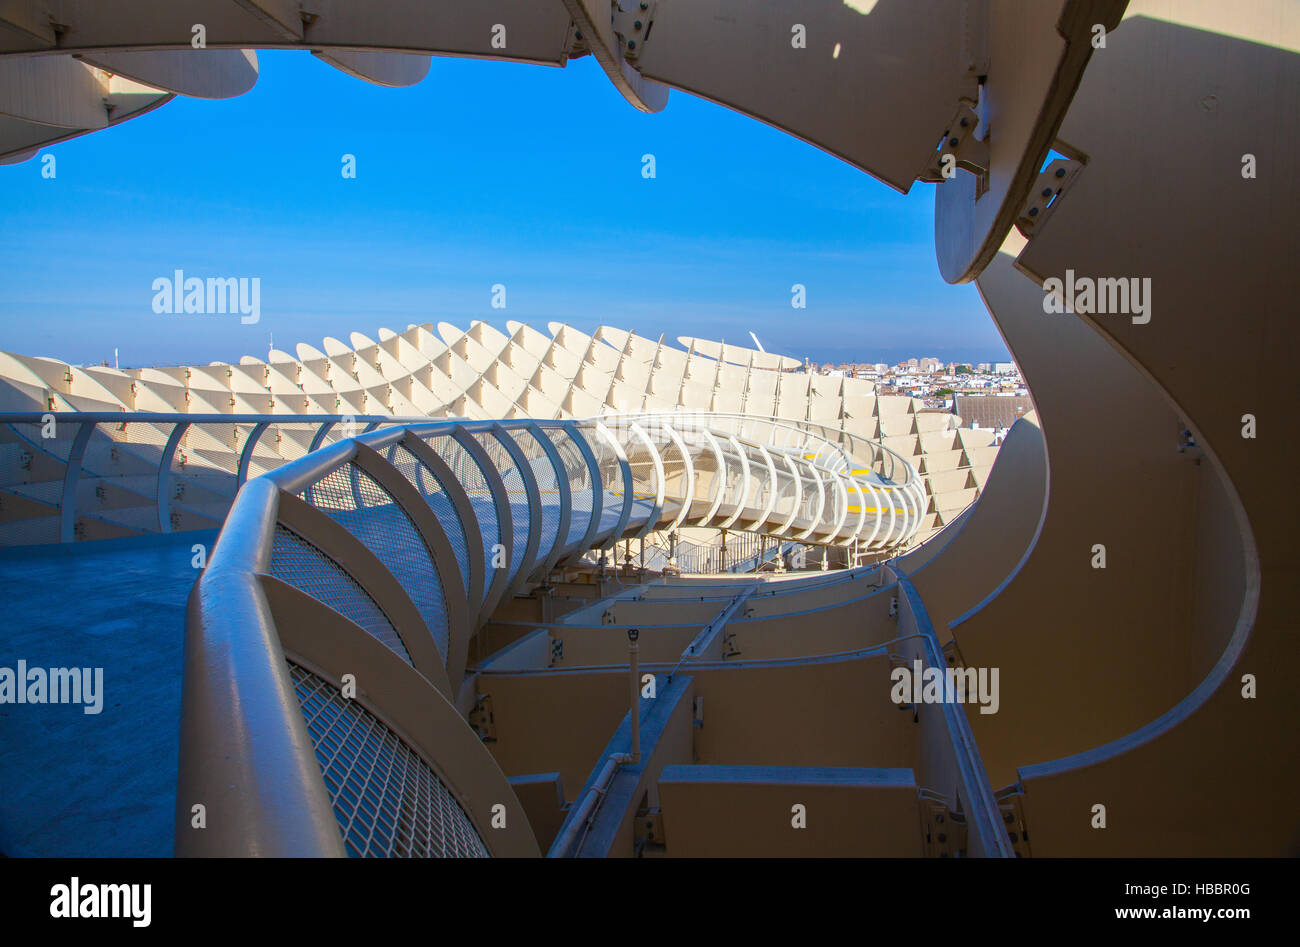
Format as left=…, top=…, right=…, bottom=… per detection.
left=157, top=420, right=191, bottom=534
left=627, top=627, right=641, bottom=763
left=236, top=421, right=271, bottom=487
left=59, top=420, right=95, bottom=543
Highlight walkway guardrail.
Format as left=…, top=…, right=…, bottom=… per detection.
left=0, top=410, right=925, bottom=550
left=0, top=411, right=422, bottom=546
left=175, top=411, right=925, bottom=856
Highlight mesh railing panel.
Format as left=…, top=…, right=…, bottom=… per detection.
left=288, top=662, right=489, bottom=858
left=581, top=426, right=626, bottom=533
left=81, top=424, right=166, bottom=477
left=513, top=429, right=560, bottom=565
left=269, top=524, right=412, bottom=666
left=0, top=421, right=68, bottom=545
left=301, top=463, right=450, bottom=663
left=171, top=424, right=239, bottom=501
left=545, top=428, right=594, bottom=546
left=5, top=419, right=77, bottom=462
left=471, top=432, right=528, bottom=582
left=421, top=434, right=500, bottom=604
left=382, top=442, right=472, bottom=601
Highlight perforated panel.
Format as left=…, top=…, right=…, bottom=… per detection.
left=421, top=434, right=500, bottom=606
left=302, top=462, right=450, bottom=662
left=583, top=426, right=626, bottom=534
left=0, top=420, right=64, bottom=545
left=269, top=524, right=412, bottom=666
left=545, top=428, right=595, bottom=546
left=288, top=662, right=489, bottom=859
left=471, top=432, right=529, bottom=582
left=382, top=442, right=472, bottom=599
left=513, top=429, right=560, bottom=565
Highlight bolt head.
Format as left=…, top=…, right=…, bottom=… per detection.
left=1055, top=167, right=1066, bottom=178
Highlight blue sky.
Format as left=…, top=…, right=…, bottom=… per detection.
left=0, top=50, right=1009, bottom=369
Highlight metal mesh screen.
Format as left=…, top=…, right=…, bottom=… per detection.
left=421, top=434, right=500, bottom=606
left=288, top=662, right=489, bottom=858
left=0, top=421, right=67, bottom=545
left=269, top=524, right=412, bottom=666
left=545, top=428, right=595, bottom=546
left=583, top=426, right=626, bottom=534
left=513, top=429, right=560, bottom=565
left=471, top=431, right=529, bottom=582
left=171, top=424, right=238, bottom=501
left=301, top=463, right=450, bottom=663
left=382, top=442, right=473, bottom=600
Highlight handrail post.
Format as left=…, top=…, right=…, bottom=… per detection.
left=59, top=420, right=95, bottom=543
left=628, top=628, right=640, bottom=765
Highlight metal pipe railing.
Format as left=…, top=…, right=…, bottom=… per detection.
left=0, top=411, right=425, bottom=546
left=168, top=410, right=930, bottom=856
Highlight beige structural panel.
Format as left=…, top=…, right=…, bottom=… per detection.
left=0, top=53, right=175, bottom=160
left=903, top=410, right=1047, bottom=644
left=933, top=0, right=1128, bottom=282
left=960, top=1, right=1295, bottom=855
left=634, top=0, right=978, bottom=192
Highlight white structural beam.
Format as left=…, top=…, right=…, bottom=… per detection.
left=660, top=421, right=694, bottom=533
left=717, top=435, right=751, bottom=530
left=775, top=454, right=803, bottom=538
left=754, top=444, right=779, bottom=534
left=698, top=429, right=728, bottom=526
left=626, top=420, right=665, bottom=539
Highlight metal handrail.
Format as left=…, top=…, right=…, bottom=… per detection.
left=592, top=411, right=924, bottom=548
left=0, top=411, right=428, bottom=545
left=602, top=410, right=920, bottom=487
left=164, top=407, right=935, bottom=856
